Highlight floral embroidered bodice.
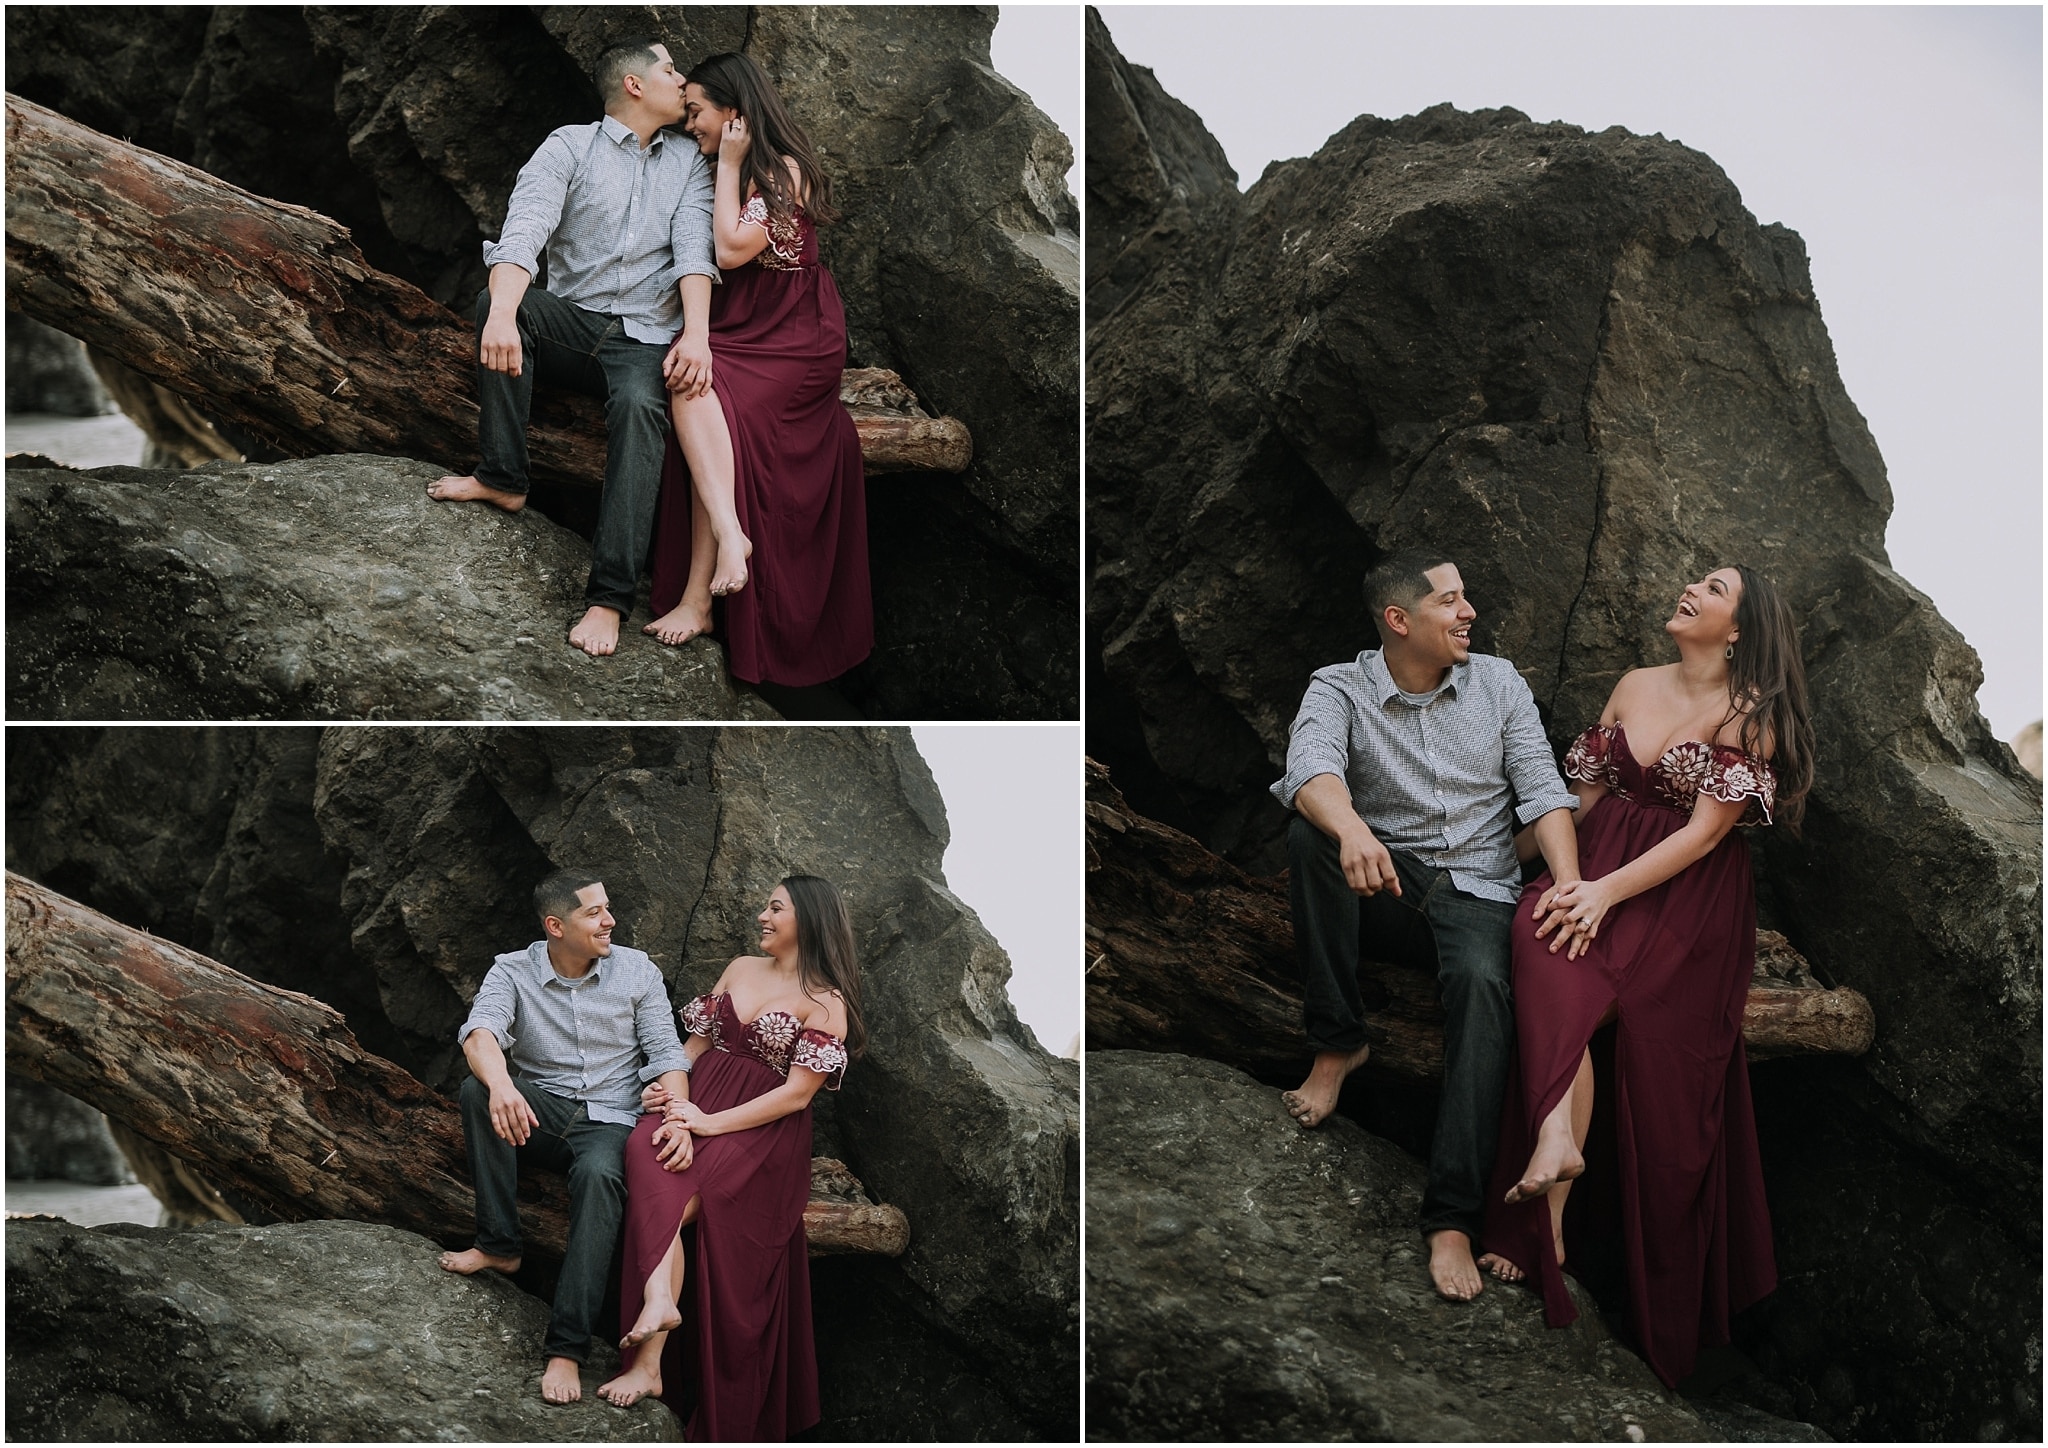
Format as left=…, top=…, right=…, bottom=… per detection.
left=680, top=991, right=847, bottom=1088
left=1563, top=722, right=1776, bottom=827
left=737, top=194, right=813, bottom=272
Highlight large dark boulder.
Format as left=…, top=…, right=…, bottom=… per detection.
left=5, top=456, right=775, bottom=722
left=1086, top=1051, right=1823, bottom=1442
left=5, top=1078, right=132, bottom=1186
left=4, top=725, right=1077, bottom=1439
left=5, top=315, right=110, bottom=417
left=5, top=5, right=1078, bottom=719
left=6, top=1216, right=679, bottom=1441
left=1085, top=11, right=2038, bottom=1440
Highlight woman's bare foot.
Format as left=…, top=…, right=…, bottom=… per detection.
left=1504, top=1129, right=1584, bottom=1206
left=596, top=1356, right=663, bottom=1408
left=643, top=597, right=714, bottom=647
left=569, top=605, right=621, bottom=657
left=1477, top=1252, right=1525, bottom=1283
left=1553, top=1228, right=1567, bottom=1267
left=438, top=1246, right=522, bottom=1275
left=427, top=474, right=526, bottom=512
left=1427, top=1228, right=1484, bottom=1301
left=710, top=531, right=752, bottom=597
left=620, top=1296, right=682, bottom=1350
left=1280, top=1043, right=1372, bottom=1128
left=539, top=1355, right=582, bottom=1405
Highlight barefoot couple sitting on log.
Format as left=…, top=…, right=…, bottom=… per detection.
left=431, top=39, right=872, bottom=687
left=1274, top=548, right=1812, bottom=1388
left=439, top=868, right=860, bottom=1439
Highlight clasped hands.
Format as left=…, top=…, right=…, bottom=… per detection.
left=642, top=1081, right=713, bottom=1173
left=1531, top=877, right=1617, bottom=959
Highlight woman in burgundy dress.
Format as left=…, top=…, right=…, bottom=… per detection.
left=1476, top=565, right=1814, bottom=1388
left=595, top=875, right=864, bottom=1439
left=642, top=52, right=872, bottom=688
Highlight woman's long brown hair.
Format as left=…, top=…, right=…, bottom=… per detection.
left=780, top=874, right=866, bottom=1058
left=687, top=52, right=839, bottom=225
left=1724, top=565, right=1816, bottom=835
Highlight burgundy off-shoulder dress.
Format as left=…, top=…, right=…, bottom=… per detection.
left=649, top=195, right=873, bottom=686
left=618, top=991, right=848, bottom=1441
left=1481, top=722, right=1779, bottom=1388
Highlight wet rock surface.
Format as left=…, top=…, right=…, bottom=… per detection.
left=6, top=6, right=1077, bottom=719
left=5, top=315, right=110, bottom=417
left=1085, top=1051, right=1824, bottom=1442
left=5, top=1216, right=679, bottom=1442
left=5, top=456, right=775, bottom=722
left=1085, top=14, right=2038, bottom=1439
left=4, top=726, right=1076, bottom=1439
left=5, top=1078, right=132, bottom=1186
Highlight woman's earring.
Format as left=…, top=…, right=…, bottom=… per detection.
left=1724, top=643, right=1735, bottom=661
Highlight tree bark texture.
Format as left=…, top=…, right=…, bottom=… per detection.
left=1085, top=759, right=1876, bottom=1080
left=4, top=94, right=968, bottom=483
left=5, top=871, right=906, bottom=1257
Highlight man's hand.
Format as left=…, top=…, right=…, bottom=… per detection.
left=1537, top=877, right=1615, bottom=959
left=1337, top=824, right=1402, bottom=897
left=641, top=1081, right=672, bottom=1114
left=664, top=331, right=713, bottom=398
left=480, top=312, right=524, bottom=377
left=652, top=1119, right=695, bottom=1172
left=488, top=1080, right=540, bottom=1145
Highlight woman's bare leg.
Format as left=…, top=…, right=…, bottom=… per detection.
left=675, top=388, right=749, bottom=595
left=597, top=1194, right=702, bottom=1407
left=1542, top=1048, right=1596, bottom=1263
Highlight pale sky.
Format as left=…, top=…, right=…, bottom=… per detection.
left=1098, top=4, right=2043, bottom=739
left=996, top=3, right=1082, bottom=188
left=912, top=726, right=1082, bottom=1056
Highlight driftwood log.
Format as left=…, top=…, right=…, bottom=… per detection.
left=3, top=93, right=969, bottom=481
left=4, top=870, right=908, bottom=1258
left=1085, top=758, right=1875, bottom=1080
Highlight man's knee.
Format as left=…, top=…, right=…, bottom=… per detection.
left=1438, top=953, right=1512, bottom=1014
left=459, top=1073, right=491, bottom=1112
left=567, top=1140, right=628, bottom=1198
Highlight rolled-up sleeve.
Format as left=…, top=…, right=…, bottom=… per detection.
left=457, top=962, right=519, bottom=1051
left=1501, top=674, right=1577, bottom=823
left=482, top=129, right=576, bottom=278
left=667, top=152, right=719, bottom=288
left=634, top=968, right=690, bottom=1082
left=1271, top=675, right=1356, bottom=811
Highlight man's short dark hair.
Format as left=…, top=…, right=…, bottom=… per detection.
left=534, top=870, right=604, bottom=926
left=595, top=39, right=662, bottom=103
left=1363, top=549, right=1456, bottom=642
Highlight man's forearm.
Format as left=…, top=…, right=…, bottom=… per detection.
left=679, top=273, right=711, bottom=336
left=463, top=1030, right=516, bottom=1090
left=486, top=262, right=533, bottom=320
left=656, top=1067, right=688, bottom=1104
left=1530, top=807, right=1581, bottom=887
left=1294, top=772, right=1373, bottom=843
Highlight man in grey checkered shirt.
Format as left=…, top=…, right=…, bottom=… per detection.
left=1270, top=549, right=1584, bottom=1303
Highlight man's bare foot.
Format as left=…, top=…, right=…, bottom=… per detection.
left=597, top=1355, right=663, bottom=1408
left=569, top=605, right=621, bottom=657
left=427, top=474, right=526, bottom=512
left=710, top=531, right=752, bottom=597
left=540, top=1356, right=582, bottom=1405
left=438, top=1246, right=522, bottom=1275
left=1428, top=1229, right=1484, bottom=1301
left=1280, top=1044, right=1372, bottom=1128
left=1477, top=1252, right=1525, bottom=1283
left=1503, top=1131, right=1585, bottom=1206
left=642, top=598, right=713, bottom=647
left=620, top=1296, right=682, bottom=1350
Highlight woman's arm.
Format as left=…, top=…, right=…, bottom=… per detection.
left=711, top=120, right=769, bottom=268
left=1544, top=789, right=1748, bottom=955
left=672, top=989, right=847, bottom=1138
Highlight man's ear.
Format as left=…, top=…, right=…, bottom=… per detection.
left=541, top=914, right=565, bottom=940
left=1382, top=605, right=1411, bottom=640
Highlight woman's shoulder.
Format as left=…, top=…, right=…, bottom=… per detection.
left=801, top=987, right=848, bottom=1038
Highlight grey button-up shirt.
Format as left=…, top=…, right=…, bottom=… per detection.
left=1271, top=650, right=1577, bottom=904
left=483, top=116, right=718, bottom=344
left=456, top=942, right=689, bottom=1126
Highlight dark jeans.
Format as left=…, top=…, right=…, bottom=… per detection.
left=472, top=285, right=671, bottom=614
left=458, top=1074, right=632, bottom=1362
left=1287, top=814, right=1517, bottom=1241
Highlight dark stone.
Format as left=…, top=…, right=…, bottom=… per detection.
left=4, top=1078, right=132, bottom=1186
left=4, top=456, right=776, bottom=721
left=5, top=1216, right=679, bottom=1442
left=1083, top=14, right=2039, bottom=1436
left=5, top=315, right=110, bottom=417
left=5, top=6, right=1078, bottom=720
left=1085, top=1050, right=1824, bottom=1442
left=4, top=726, right=1077, bottom=1438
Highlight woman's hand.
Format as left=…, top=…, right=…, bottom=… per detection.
left=671, top=1100, right=716, bottom=1136
left=641, top=1081, right=672, bottom=1114
left=1544, top=878, right=1619, bottom=958
left=718, top=116, right=750, bottom=166
left=1528, top=883, right=1575, bottom=945
left=651, top=1119, right=695, bottom=1173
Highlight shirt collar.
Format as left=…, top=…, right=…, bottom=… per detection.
left=1362, top=649, right=1466, bottom=706
left=530, top=940, right=604, bottom=986
left=600, top=113, right=662, bottom=152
